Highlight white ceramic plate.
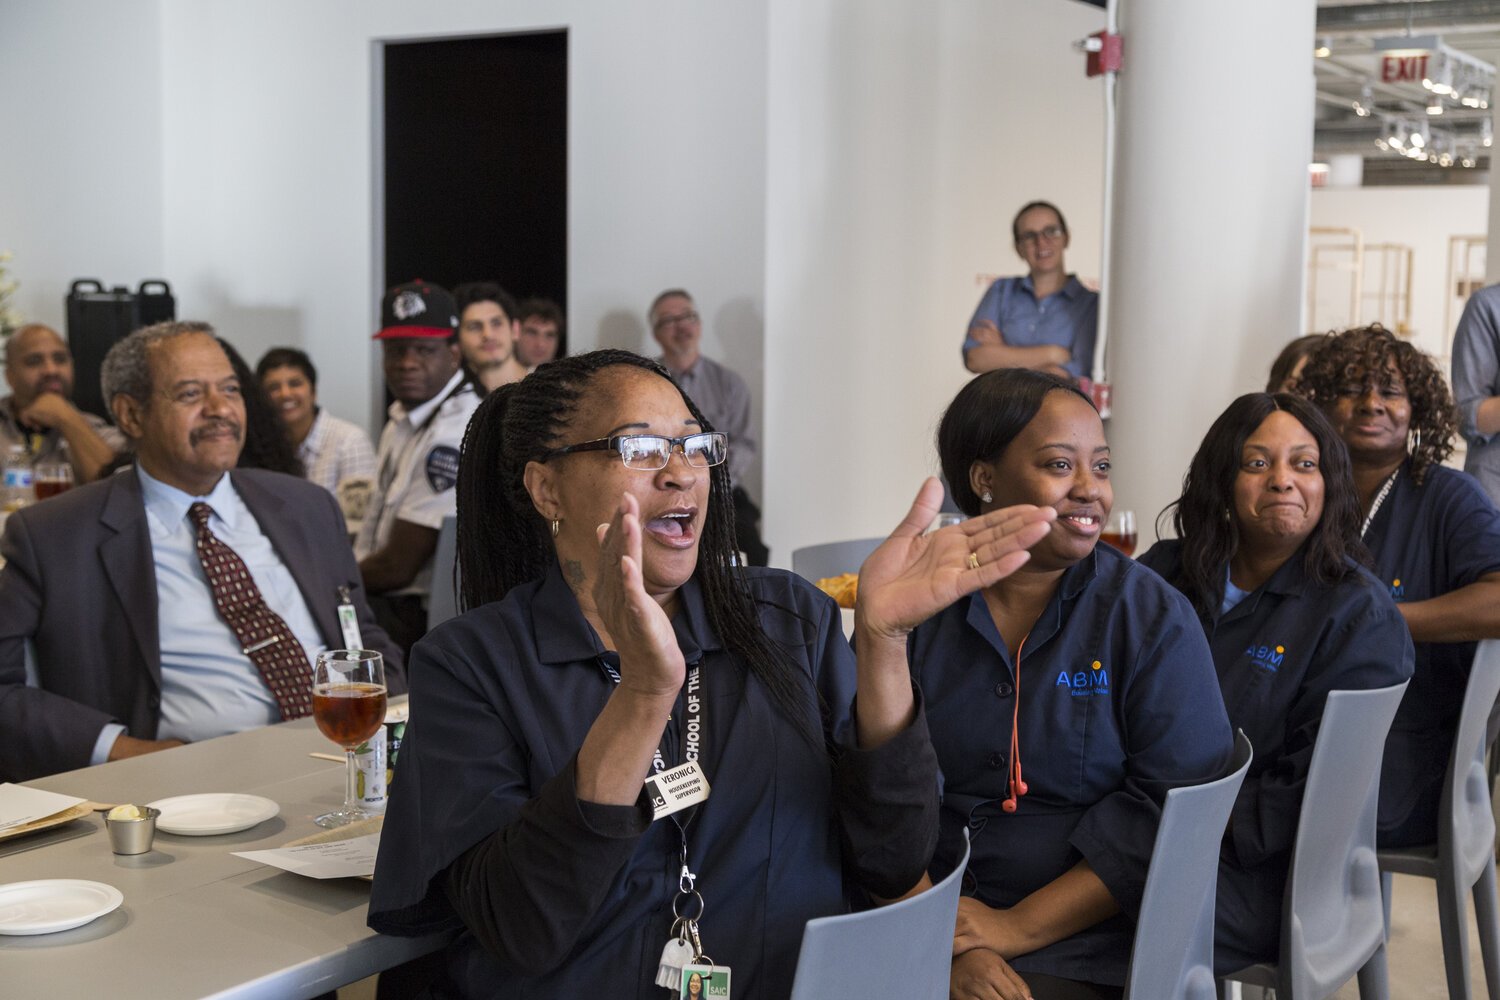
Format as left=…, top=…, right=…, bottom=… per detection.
left=146, top=793, right=280, bottom=836
left=0, top=879, right=123, bottom=936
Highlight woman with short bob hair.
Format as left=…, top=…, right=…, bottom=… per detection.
left=1140, top=392, right=1412, bottom=971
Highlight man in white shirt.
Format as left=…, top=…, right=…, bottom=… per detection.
left=0, top=321, right=401, bottom=781
left=356, top=281, right=480, bottom=654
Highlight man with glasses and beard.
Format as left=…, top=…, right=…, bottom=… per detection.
left=0, top=322, right=400, bottom=781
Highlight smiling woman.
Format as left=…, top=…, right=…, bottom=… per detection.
left=1296, top=325, right=1500, bottom=850
left=368, top=349, right=1061, bottom=997
left=916, top=368, right=1232, bottom=1000
left=1139, top=392, right=1413, bottom=973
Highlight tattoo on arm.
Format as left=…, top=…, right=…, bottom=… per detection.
left=564, top=559, right=586, bottom=590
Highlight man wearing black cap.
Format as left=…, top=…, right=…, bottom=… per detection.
left=355, top=281, right=479, bottom=654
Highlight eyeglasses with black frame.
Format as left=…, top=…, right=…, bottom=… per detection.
left=1015, top=225, right=1065, bottom=248
left=542, top=432, right=729, bottom=471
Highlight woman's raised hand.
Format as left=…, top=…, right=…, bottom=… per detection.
left=591, top=492, right=686, bottom=698
left=857, top=478, right=1054, bottom=641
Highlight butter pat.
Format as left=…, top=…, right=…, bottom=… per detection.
left=107, top=804, right=143, bottom=821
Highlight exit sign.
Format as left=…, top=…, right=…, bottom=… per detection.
left=1381, top=52, right=1430, bottom=84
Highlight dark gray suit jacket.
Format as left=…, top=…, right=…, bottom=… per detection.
left=0, top=466, right=405, bottom=781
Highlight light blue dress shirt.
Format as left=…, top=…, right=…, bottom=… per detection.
left=90, top=467, right=327, bottom=762
left=1451, top=284, right=1500, bottom=502
left=963, top=274, right=1100, bottom=379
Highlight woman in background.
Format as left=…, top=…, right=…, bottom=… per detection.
left=1140, top=392, right=1412, bottom=971
left=1297, top=324, right=1500, bottom=847
left=255, top=347, right=375, bottom=498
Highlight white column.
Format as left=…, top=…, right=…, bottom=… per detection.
left=1486, top=75, right=1500, bottom=285
left=1105, top=0, right=1317, bottom=545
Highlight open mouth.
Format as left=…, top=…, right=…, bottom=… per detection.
left=1057, top=511, right=1102, bottom=535
left=644, top=509, right=698, bottom=548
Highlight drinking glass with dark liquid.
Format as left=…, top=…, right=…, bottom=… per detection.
left=33, top=463, right=73, bottom=501
left=1101, top=509, right=1137, bottom=557
left=312, top=649, right=387, bottom=828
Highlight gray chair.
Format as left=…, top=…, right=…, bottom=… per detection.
left=788, top=831, right=970, bottom=1000
left=1219, top=681, right=1409, bottom=1000
left=426, top=514, right=460, bottom=631
left=1125, top=730, right=1254, bottom=1000
left=1378, top=639, right=1500, bottom=1000
left=790, top=537, right=883, bottom=583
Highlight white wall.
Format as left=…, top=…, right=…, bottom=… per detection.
left=157, top=0, right=768, bottom=451
left=763, top=0, right=1106, bottom=560
left=1308, top=185, right=1489, bottom=363
left=2, top=1, right=767, bottom=454
left=0, top=0, right=166, bottom=328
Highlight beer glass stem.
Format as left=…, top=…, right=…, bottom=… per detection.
left=344, top=748, right=360, bottom=820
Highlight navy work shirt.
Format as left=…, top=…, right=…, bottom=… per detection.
left=1360, top=461, right=1500, bottom=845
left=368, top=563, right=939, bottom=999
left=909, top=544, right=1232, bottom=987
left=1139, top=541, right=1414, bottom=971
left=963, top=275, right=1100, bottom=380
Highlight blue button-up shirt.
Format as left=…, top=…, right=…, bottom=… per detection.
left=964, top=275, right=1100, bottom=379
left=909, top=544, right=1231, bottom=987
left=1452, top=284, right=1500, bottom=501
left=91, top=467, right=326, bottom=761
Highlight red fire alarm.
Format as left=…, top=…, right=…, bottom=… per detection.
left=1084, top=31, right=1123, bottom=77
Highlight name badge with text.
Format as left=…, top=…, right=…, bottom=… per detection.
left=644, top=760, right=711, bottom=821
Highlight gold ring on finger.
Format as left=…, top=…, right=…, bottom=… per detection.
left=967, top=552, right=980, bottom=570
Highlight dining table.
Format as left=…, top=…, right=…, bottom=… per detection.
left=0, top=709, right=451, bottom=999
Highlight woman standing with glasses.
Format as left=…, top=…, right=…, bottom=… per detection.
left=369, top=349, right=1057, bottom=997
left=963, top=201, right=1099, bottom=383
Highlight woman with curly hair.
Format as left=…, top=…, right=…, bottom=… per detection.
left=1140, top=392, right=1412, bottom=970
left=1297, top=323, right=1500, bottom=846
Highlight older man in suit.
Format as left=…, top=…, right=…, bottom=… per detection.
left=0, top=321, right=402, bottom=781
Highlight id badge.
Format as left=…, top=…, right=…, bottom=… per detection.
left=337, top=586, right=363, bottom=649
left=680, top=963, right=730, bottom=999
left=644, top=760, right=711, bottom=821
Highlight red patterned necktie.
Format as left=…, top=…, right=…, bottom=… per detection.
left=188, top=501, right=313, bottom=720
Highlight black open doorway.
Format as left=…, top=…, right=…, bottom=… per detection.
left=382, top=31, right=567, bottom=351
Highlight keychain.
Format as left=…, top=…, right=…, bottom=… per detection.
left=654, top=918, right=695, bottom=990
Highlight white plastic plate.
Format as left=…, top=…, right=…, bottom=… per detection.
left=146, top=793, right=280, bottom=836
left=0, top=879, right=123, bottom=935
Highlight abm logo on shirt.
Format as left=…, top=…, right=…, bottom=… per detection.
left=1388, top=577, right=1405, bottom=601
left=1245, top=643, right=1286, bottom=674
left=1055, top=659, right=1110, bottom=697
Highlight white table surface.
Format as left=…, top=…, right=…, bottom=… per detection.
left=0, top=712, right=450, bottom=999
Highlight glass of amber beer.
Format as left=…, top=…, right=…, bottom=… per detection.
left=312, top=649, right=387, bottom=828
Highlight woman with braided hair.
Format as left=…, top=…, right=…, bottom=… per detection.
left=369, top=349, right=1057, bottom=997
left=1297, top=324, right=1500, bottom=847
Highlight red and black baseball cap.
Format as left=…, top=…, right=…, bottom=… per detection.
left=374, top=280, right=459, bottom=340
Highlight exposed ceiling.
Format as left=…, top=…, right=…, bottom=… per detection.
left=1072, top=0, right=1500, bottom=184
left=1314, top=1, right=1500, bottom=183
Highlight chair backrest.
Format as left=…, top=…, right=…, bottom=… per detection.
left=1282, top=681, right=1409, bottom=999
left=1441, top=638, right=1500, bottom=883
left=788, top=832, right=970, bottom=1000
left=790, top=538, right=883, bottom=583
left=1125, top=730, right=1254, bottom=1000
left=426, top=515, right=460, bottom=631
